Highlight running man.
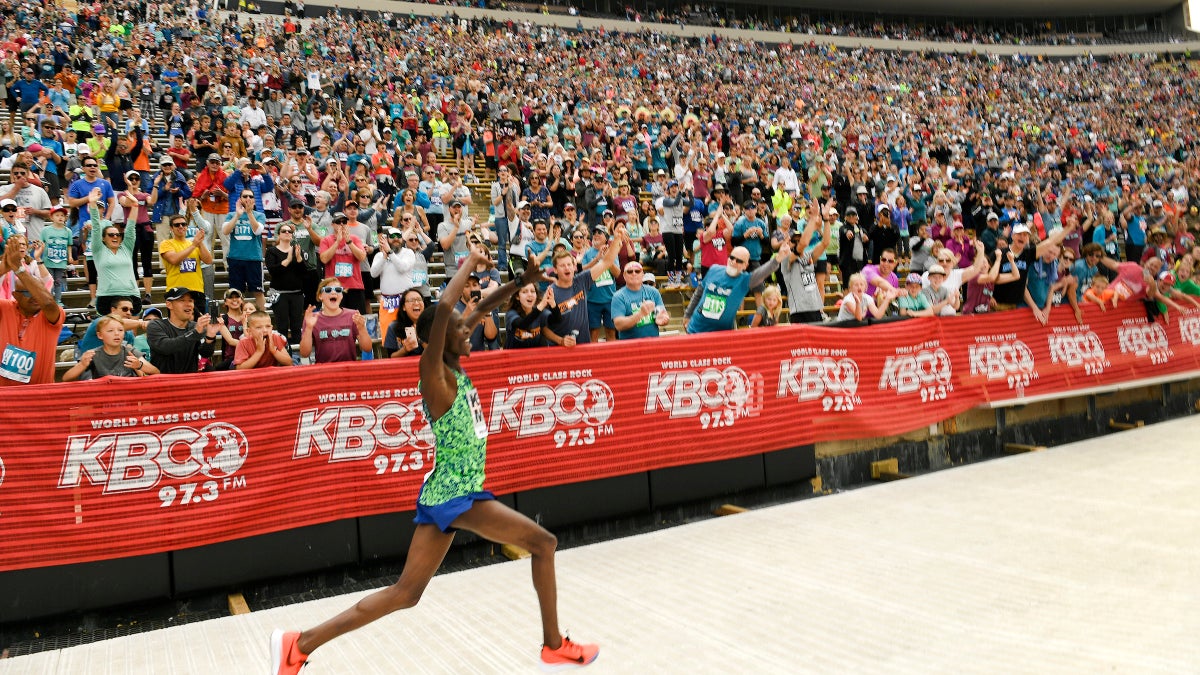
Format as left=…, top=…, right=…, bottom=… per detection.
left=270, top=243, right=598, bottom=673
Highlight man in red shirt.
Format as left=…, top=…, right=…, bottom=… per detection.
left=0, top=237, right=64, bottom=385
left=192, top=154, right=229, bottom=258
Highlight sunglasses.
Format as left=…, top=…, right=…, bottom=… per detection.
left=321, top=286, right=344, bottom=294
left=83, top=163, right=98, bottom=168
left=278, top=229, right=294, bottom=234
left=624, top=268, right=644, bottom=274
left=0, top=206, right=16, bottom=212
left=405, top=238, right=419, bottom=244
left=881, top=258, right=897, bottom=263
left=171, top=221, right=187, bottom=227
left=388, top=233, right=403, bottom=239
left=105, top=231, right=123, bottom=238
left=729, top=256, right=748, bottom=264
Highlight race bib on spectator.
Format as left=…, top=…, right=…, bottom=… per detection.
left=595, top=269, right=613, bottom=287
left=454, top=250, right=468, bottom=269
left=0, top=344, right=36, bottom=383
left=334, top=261, right=354, bottom=278
left=381, top=294, right=402, bottom=311
left=411, top=270, right=427, bottom=285
left=179, top=258, right=197, bottom=273
left=700, top=291, right=727, bottom=320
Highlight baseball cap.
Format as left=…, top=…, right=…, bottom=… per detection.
left=386, top=227, right=402, bottom=236
left=27, top=143, right=42, bottom=154
left=332, top=212, right=349, bottom=222
left=845, top=206, right=858, bottom=216
left=450, top=200, right=463, bottom=208
left=517, top=200, right=530, bottom=209
left=223, top=288, right=244, bottom=299
left=951, top=221, right=964, bottom=229
left=1012, top=224, right=1032, bottom=236
left=1158, top=270, right=1176, bottom=285
left=876, top=203, right=891, bottom=216
left=164, top=286, right=201, bottom=301
left=77, top=143, right=91, bottom=154
left=986, top=212, right=999, bottom=221
left=206, top=153, right=221, bottom=163
left=906, top=273, right=923, bottom=285
left=50, top=203, right=68, bottom=214
left=1153, top=199, right=1163, bottom=208
left=125, top=170, right=140, bottom=181
left=0, top=199, right=16, bottom=208
left=856, top=186, right=868, bottom=195
left=927, top=264, right=947, bottom=276
left=142, top=306, right=163, bottom=319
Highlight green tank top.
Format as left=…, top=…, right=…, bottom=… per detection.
left=418, top=369, right=488, bottom=506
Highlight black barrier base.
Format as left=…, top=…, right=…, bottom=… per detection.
left=0, top=553, right=169, bottom=625
left=515, top=473, right=651, bottom=529
left=172, top=519, right=359, bottom=595
left=649, top=453, right=766, bottom=509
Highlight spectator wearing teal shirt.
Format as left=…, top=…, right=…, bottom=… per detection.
left=580, top=228, right=620, bottom=342
left=685, top=242, right=789, bottom=334
left=611, top=260, right=669, bottom=340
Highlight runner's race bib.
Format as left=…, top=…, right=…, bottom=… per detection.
left=179, top=258, right=198, bottom=273
left=381, top=294, right=402, bottom=311
left=466, top=387, right=488, bottom=439
left=334, top=261, right=354, bottom=278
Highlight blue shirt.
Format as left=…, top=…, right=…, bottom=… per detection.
left=733, top=215, right=767, bottom=261
left=1026, top=257, right=1058, bottom=309
left=225, top=211, right=266, bottom=261
left=611, top=285, right=664, bottom=340
left=581, top=248, right=618, bottom=306
left=687, top=266, right=751, bottom=333
left=1125, top=214, right=1146, bottom=246
left=67, top=177, right=115, bottom=230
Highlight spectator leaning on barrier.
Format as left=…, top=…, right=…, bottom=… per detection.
left=147, top=286, right=218, bottom=375
left=0, top=238, right=63, bottom=386
left=299, top=277, right=372, bottom=364
left=63, top=315, right=159, bottom=381
left=685, top=240, right=790, bottom=334
left=992, top=220, right=1075, bottom=316
left=610, top=260, right=669, bottom=340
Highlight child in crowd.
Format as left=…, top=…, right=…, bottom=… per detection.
left=214, top=288, right=248, bottom=370
left=749, top=284, right=784, bottom=327
left=39, top=205, right=74, bottom=303
left=897, top=273, right=934, bottom=317
left=63, top=315, right=159, bottom=381
left=1083, top=274, right=1114, bottom=310
left=233, top=310, right=292, bottom=369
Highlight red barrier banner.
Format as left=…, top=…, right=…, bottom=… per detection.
left=2, top=304, right=1199, bottom=572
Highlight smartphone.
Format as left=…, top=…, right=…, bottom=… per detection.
left=469, top=289, right=481, bottom=302
left=404, top=326, right=416, bottom=341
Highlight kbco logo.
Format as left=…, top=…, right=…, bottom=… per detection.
left=294, top=401, right=433, bottom=461
left=968, top=340, right=1034, bottom=380
left=1181, top=316, right=1200, bottom=346
left=879, top=349, right=952, bottom=395
left=644, top=367, right=764, bottom=419
left=58, top=423, right=248, bottom=494
left=1118, top=324, right=1169, bottom=357
left=1048, top=332, right=1106, bottom=367
left=488, top=379, right=614, bottom=439
left=777, top=358, right=860, bottom=401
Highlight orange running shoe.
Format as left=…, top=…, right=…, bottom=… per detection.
left=539, top=635, right=599, bottom=672
left=269, top=629, right=309, bottom=675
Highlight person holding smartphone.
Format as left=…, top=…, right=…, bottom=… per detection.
left=382, top=288, right=425, bottom=357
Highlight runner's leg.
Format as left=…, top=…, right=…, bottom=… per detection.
left=451, top=499, right=562, bottom=648
left=296, top=524, right=454, bottom=655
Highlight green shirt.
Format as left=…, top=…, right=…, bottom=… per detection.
left=89, top=208, right=139, bottom=297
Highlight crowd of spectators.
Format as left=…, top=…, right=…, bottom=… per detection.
left=0, top=0, right=1198, bottom=384
left=433, top=0, right=1185, bottom=47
